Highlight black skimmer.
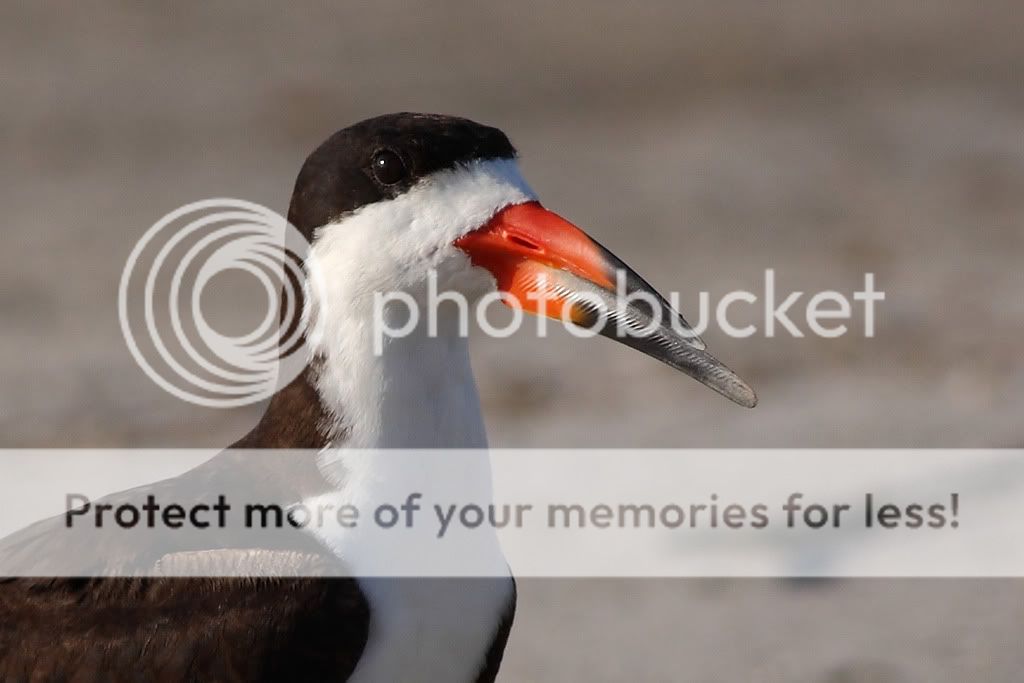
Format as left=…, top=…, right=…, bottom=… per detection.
left=0, top=113, right=755, bottom=681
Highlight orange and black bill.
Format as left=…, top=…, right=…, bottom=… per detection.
left=456, top=201, right=757, bottom=408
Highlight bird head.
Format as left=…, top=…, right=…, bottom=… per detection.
left=288, top=113, right=755, bottom=408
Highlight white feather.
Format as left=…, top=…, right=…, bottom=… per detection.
left=301, top=157, right=532, bottom=681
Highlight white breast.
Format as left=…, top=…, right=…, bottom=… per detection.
left=350, top=577, right=512, bottom=683
left=309, top=440, right=513, bottom=682
left=303, top=324, right=511, bottom=681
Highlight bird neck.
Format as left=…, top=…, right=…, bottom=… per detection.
left=311, top=307, right=488, bottom=449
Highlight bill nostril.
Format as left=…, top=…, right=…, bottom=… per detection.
left=507, top=233, right=541, bottom=251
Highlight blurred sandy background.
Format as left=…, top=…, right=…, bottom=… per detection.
left=2, top=1, right=1023, bottom=680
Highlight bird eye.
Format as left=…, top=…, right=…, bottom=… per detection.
left=370, top=149, right=408, bottom=185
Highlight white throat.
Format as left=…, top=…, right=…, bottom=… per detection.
left=299, top=158, right=529, bottom=682
left=311, top=312, right=488, bottom=449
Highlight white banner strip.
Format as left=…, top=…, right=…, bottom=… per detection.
left=0, top=449, right=1017, bottom=577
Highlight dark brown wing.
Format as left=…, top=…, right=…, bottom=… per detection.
left=0, top=451, right=371, bottom=682
left=0, top=392, right=371, bottom=682
left=0, top=573, right=368, bottom=682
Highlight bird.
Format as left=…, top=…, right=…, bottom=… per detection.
left=0, top=112, right=755, bottom=682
